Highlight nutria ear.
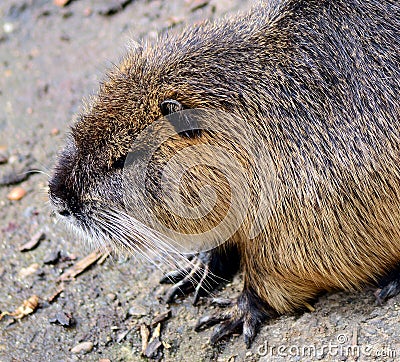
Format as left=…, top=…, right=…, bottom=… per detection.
left=160, top=99, right=201, bottom=138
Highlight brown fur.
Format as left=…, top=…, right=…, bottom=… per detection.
left=49, top=0, right=400, bottom=341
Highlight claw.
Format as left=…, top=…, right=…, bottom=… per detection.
left=159, top=267, right=192, bottom=284
left=211, top=297, right=234, bottom=308
left=165, top=278, right=195, bottom=303
left=193, top=264, right=211, bottom=305
left=195, top=312, right=231, bottom=332
left=375, top=264, right=400, bottom=304
left=160, top=249, right=240, bottom=304
left=210, top=316, right=243, bottom=345
left=195, top=287, right=272, bottom=347
left=160, top=254, right=198, bottom=285
left=243, top=314, right=260, bottom=348
left=375, top=280, right=400, bottom=304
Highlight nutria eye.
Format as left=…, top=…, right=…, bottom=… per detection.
left=112, top=154, right=127, bottom=169
left=160, top=99, right=201, bottom=138
left=160, top=99, right=183, bottom=116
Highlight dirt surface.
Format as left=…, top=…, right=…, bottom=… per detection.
left=0, top=1, right=399, bottom=361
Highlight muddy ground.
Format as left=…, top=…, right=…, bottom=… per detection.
left=0, top=1, right=399, bottom=361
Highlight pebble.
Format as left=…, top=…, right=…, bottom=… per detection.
left=3, top=23, right=14, bottom=34
left=23, top=206, right=37, bottom=218
left=97, top=0, right=135, bottom=16
left=7, top=187, right=27, bottom=201
left=43, top=250, right=61, bottom=264
left=128, top=303, right=147, bottom=318
left=83, top=7, right=92, bottom=17
left=106, top=293, right=116, bottom=301
left=0, top=151, right=8, bottom=164
left=54, top=0, right=72, bottom=7
left=49, top=311, right=74, bottom=327
left=19, top=263, right=40, bottom=278
left=71, top=341, right=94, bottom=354
left=116, top=328, right=133, bottom=343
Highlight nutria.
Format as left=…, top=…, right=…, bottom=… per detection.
left=49, top=0, right=400, bottom=347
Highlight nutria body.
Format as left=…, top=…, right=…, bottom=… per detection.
left=49, top=0, right=400, bottom=346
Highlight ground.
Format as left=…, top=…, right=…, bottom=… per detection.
left=0, top=0, right=399, bottom=361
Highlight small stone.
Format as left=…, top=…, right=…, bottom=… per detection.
left=0, top=151, right=8, bottom=164
left=50, top=128, right=59, bottom=135
left=71, top=341, right=94, bottom=354
left=49, top=311, right=74, bottom=327
left=7, top=155, right=18, bottom=164
left=144, top=338, right=162, bottom=359
left=54, top=0, right=72, bottom=7
left=19, top=263, right=40, bottom=278
left=128, top=303, right=147, bottom=318
left=3, top=23, right=14, bottom=34
left=43, top=250, right=60, bottom=264
left=23, top=206, right=37, bottom=218
left=7, top=187, right=27, bottom=201
left=106, top=293, right=116, bottom=301
left=83, top=7, right=92, bottom=17
left=116, top=328, right=133, bottom=343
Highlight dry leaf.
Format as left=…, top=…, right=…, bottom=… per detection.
left=10, top=295, right=39, bottom=319
left=140, top=324, right=150, bottom=355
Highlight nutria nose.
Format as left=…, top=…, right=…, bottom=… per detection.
left=48, top=172, right=80, bottom=217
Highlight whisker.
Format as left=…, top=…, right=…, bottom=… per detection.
left=52, top=198, right=226, bottom=299
left=26, top=169, right=51, bottom=177
left=96, top=206, right=225, bottom=293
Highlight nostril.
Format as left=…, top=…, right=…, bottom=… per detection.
left=58, top=209, right=71, bottom=217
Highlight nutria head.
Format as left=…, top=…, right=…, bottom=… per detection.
left=47, top=25, right=274, bottom=257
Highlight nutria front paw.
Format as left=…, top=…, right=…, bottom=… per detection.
left=195, top=287, right=275, bottom=348
left=160, top=248, right=240, bottom=305
left=160, top=253, right=218, bottom=304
